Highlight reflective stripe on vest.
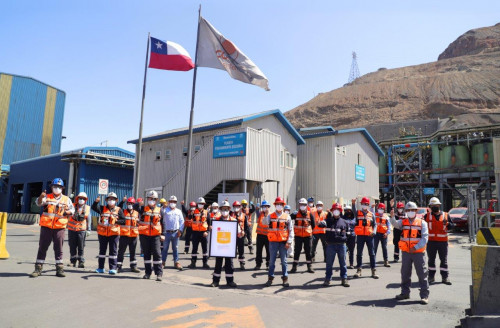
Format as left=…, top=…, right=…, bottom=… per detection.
left=426, top=212, right=448, bottom=242
left=67, top=204, right=89, bottom=231
left=120, top=210, right=139, bottom=237
left=98, top=206, right=121, bottom=237
left=399, top=218, right=425, bottom=253
left=39, top=194, right=69, bottom=230
left=313, top=211, right=327, bottom=234
left=256, top=213, right=269, bottom=235
left=354, top=211, right=374, bottom=236
left=268, top=212, right=289, bottom=242
left=294, top=211, right=313, bottom=237
left=139, top=206, right=162, bottom=236
left=191, top=209, right=208, bottom=232
left=376, top=214, right=388, bottom=234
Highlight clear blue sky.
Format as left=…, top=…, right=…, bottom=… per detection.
left=1, top=1, right=498, bottom=152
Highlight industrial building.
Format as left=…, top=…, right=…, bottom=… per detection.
left=128, top=109, right=305, bottom=207
left=6, top=147, right=134, bottom=215
left=297, top=126, right=384, bottom=207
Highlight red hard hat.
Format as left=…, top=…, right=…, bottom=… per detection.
left=396, top=202, right=405, bottom=209
left=361, top=197, right=370, bottom=205
left=331, top=203, right=343, bottom=211
left=189, top=201, right=197, bottom=207
left=377, top=203, right=386, bottom=210
left=136, top=198, right=143, bottom=203
left=127, top=197, right=136, bottom=204
left=233, top=201, right=241, bottom=207
left=274, top=197, right=285, bottom=205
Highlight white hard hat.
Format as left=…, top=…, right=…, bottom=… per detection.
left=146, top=190, right=158, bottom=199
left=212, top=202, right=219, bottom=207
left=197, top=197, right=206, bottom=204
left=106, top=192, right=118, bottom=199
left=220, top=201, right=230, bottom=208
left=428, top=197, right=441, bottom=206
left=316, top=201, right=324, bottom=206
left=344, top=205, right=352, bottom=210
left=169, top=195, right=177, bottom=202
left=77, top=192, right=88, bottom=199
left=299, top=198, right=307, bottom=205
left=405, top=202, right=418, bottom=210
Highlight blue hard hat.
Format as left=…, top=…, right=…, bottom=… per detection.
left=51, top=178, right=64, bottom=187
left=261, top=200, right=270, bottom=207
left=307, top=197, right=314, bottom=202
left=284, top=205, right=291, bottom=210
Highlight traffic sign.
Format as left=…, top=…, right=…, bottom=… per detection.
left=98, top=179, right=109, bottom=195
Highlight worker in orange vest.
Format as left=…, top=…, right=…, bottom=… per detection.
left=254, top=200, right=270, bottom=270
left=425, top=197, right=452, bottom=285
left=67, top=191, right=90, bottom=268
left=373, top=203, right=392, bottom=267
left=231, top=201, right=248, bottom=270
left=30, top=178, right=74, bottom=278
left=181, top=200, right=196, bottom=254
left=138, top=190, right=163, bottom=281
left=392, top=201, right=405, bottom=263
left=311, top=200, right=327, bottom=263
left=188, top=197, right=210, bottom=269
left=391, top=202, right=430, bottom=305
left=241, top=199, right=255, bottom=254
left=117, top=197, right=141, bottom=273
left=262, top=197, right=294, bottom=287
left=92, top=192, right=125, bottom=275
left=290, top=198, right=316, bottom=273
left=353, top=197, right=379, bottom=279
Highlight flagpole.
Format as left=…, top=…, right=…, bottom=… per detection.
left=133, top=32, right=151, bottom=199
left=183, top=5, right=202, bottom=203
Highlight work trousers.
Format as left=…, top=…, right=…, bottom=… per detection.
left=325, top=243, right=347, bottom=280
left=98, top=234, right=119, bottom=270
left=255, top=234, right=269, bottom=267
left=117, top=236, right=138, bottom=268
left=374, top=232, right=389, bottom=261
left=245, top=225, right=253, bottom=251
left=401, top=251, right=429, bottom=299
left=393, top=228, right=402, bottom=261
left=269, top=241, right=288, bottom=278
left=427, top=241, right=449, bottom=278
left=191, top=231, right=208, bottom=264
left=184, top=227, right=192, bottom=252
left=293, top=236, right=313, bottom=264
left=346, top=235, right=356, bottom=266
left=237, top=236, right=246, bottom=264
left=140, top=235, right=162, bottom=276
left=356, top=235, right=376, bottom=269
left=312, top=233, right=327, bottom=262
left=36, top=226, right=65, bottom=265
left=213, top=257, right=234, bottom=283
left=68, top=230, right=86, bottom=264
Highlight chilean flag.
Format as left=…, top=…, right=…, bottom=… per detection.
left=148, top=37, right=195, bottom=71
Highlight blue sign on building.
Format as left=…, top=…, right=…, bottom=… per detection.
left=423, top=187, right=435, bottom=195
left=213, top=132, right=247, bottom=158
left=355, top=164, right=365, bottom=182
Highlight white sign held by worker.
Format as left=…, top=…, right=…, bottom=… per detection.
left=98, top=179, right=109, bottom=195
left=209, top=220, right=238, bottom=258
left=218, top=193, right=249, bottom=206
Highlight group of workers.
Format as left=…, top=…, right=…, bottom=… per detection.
left=29, top=178, right=453, bottom=304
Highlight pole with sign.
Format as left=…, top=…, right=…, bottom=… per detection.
left=98, top=179, right=109, bottom=195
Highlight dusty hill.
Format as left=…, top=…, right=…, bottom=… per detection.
left=285, top=23, right=500, bottom=130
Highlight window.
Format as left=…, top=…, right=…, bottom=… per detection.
left=194, top=145, right=201, bottom=153
left=155, top=151, right=161, bottom=161
left=165, top=149, right=171, bottom=160
left=183, top=147, right=188, bottom=157
left=286, top=152, right=291, bottom=168
left=280, top=150, right=284, bottom=167
left=358, top=153, right=361, bottom=165
left=290, top=155, right=294, bottom=168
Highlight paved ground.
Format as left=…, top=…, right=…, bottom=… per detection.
left=0, top=223, right=472, bottom=327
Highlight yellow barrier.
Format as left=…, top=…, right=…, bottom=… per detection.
left=0, top=212, right=10, bottom=259
left=476, top=227, right=500, bottom=246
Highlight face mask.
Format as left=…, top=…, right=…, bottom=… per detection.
left=284, top=210, right=290, bottom=214
left=431, top=206, right=440, bottom=213
left=148, top=200, right=155, bottom=207
left=169, top=203, right=176, bottom=209
left=317, top=206, right=323, bottom=212
left=397, top=209, right=404, bottom=214
left=361, top=205, right=369, bottom=211
left=407, top=211, right=416, bottom=219
left=299, top=205, right=307, bottom=211
left=212, top=208, right=218, bottom=213
left=234, top=207, right=241, bottom=212
left=308, top=203, right=314, bottom=207
left=78, top=199, right=85, bottom=205
left=190, top=207, right=195, bottom=211
left=221, top=210, right=229, bottom=217
left=198, top=204, right=204, bottom=209
left=275, top=205, right=283, bottom=212
left=333, top=210, right=340, bottom=217
left=127, top=204, right=133, bottom=210
left=107, top=200, right=116, bottom=206
left=52, top=187, right=62, bottom=195
left=378, top=209, right=384, bottom=214
left=263, top=207, right=269, bottom=213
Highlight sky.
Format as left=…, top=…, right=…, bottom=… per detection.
left=1, top=1, right=499, bottom=153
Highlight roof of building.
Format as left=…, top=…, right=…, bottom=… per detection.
left=127, top=109, right=305, bottom=145
left=298, top=126, right=384, bottom=156
left=0, top=72, right=66, bottom=94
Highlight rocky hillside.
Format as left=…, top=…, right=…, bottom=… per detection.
left=285, top=23, right=500, bottom=130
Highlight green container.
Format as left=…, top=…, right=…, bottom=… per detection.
left=431, top=145, right=440, bottom=169
left=440, top=145, right=470, bottom=172
left=471, top=143, right=493, bottom=172
left=379, top=155, right=387, bottom=183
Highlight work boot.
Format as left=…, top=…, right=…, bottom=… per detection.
left=249, top=246, right=253, bottom=255
left=353, top=268, right=362, bottom=278
left=156, top=275, right=162, bottom=282
left=143, top=274, right=151, bottom=279
left=429, top=276, right=435, bottom=283
left=175, top=262, right=183, bottom=271
left=78, top=261, right=85, bottom=268
left=307, top=264, right=315, bottom=273
left=323, top=279, right=331, bottom=287
left=56, top=265, right=66, bottom=278
left=240, top=263, right=245, bottom=270
left=131, top=266, right=140, bottom=273
left=162, top=261, right=166, bottom=269
left=265, top=276, right=274, bottom=287
left=254, top=264, right=261, bottom=270
left=442, top=277, right=452, bottom=285
left=282, top=276, right=289, bottom=287
left=29, top=264, right=43, bottom=278
left=384, top=260, right=391, bottom=268
left=341, top=279, right=350, bottom=287
left=69, top=262, right=76, bottom=267
left=184, top=248, right=189, bottom=254
left=395, top=294, right=410, bottom=300
left=227, top=281, right=237, bottom=288
left=371, top=268, right=379, bottom=279
left=290, top=263, right=297, bottom=273
left=347, top=265, right=354, bottom=269
left=393, top=257, right=399, bottom=263
left=188, top=259, right=196, bottom=269
left=203, top=262, right=210, bottom=269
left=117, top=265, right=123, bottom=273
left=211, top=281, right=219, bottom=287
left=420, top=298, right=429, bottom=305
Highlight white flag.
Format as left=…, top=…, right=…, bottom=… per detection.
left=196, top=17, right=270, bottom=91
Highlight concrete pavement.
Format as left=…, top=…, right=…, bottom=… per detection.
left=0, top=223, right=471, bottom=327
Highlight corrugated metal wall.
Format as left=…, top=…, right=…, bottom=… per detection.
left=245, top=128, right=280, bottom=182
left=0, top=73, right=66, bottom=166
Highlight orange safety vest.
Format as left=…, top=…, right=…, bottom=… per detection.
left=426, top=212, right=449, bottom=242
left=185, top=210, right=194, bottom=228
left=39, top=194, right=70, bottom=230
left=234, top=212, right=246, bottom=236
left=354, top=210, right=374, bottom=236
left=120, top=209, right=139, bottom=238
left=256, top=212, right=269, bottom=235
left=267, top=212, right=290, bottom=242
left=67, top=204, right=90, bottom=231
left=399, top=218, right=426, bottom=253
left=139, top=206, right=162, bottom=236
left=313, top=210, right=327, bottom=234
left=97, top=206, right=121, bottom=237
left=375, top=213, right=389, bottom=234
left=191, top=209, right=208, bottom=232
left=210, top=211, right=222, bottom=222
left=294, top=211, right=313, bottom=237
left=244, top=207, right=252, bottom=226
